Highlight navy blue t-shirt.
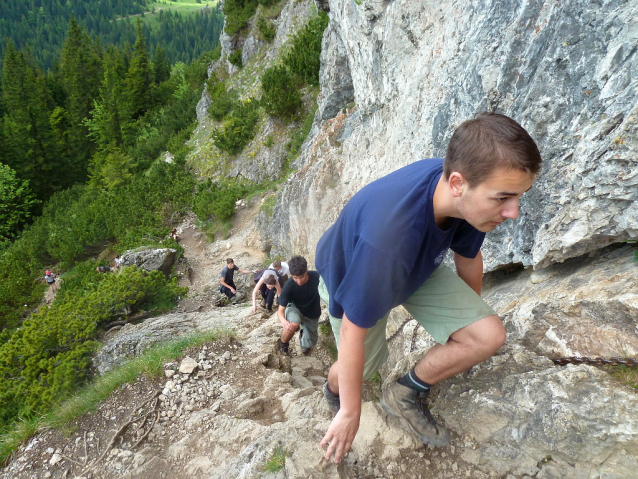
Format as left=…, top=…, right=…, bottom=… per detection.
left=315, top=159, right=485, bottom=329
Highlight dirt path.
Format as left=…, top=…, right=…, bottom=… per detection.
left=174, top=200, right=268, bottom=313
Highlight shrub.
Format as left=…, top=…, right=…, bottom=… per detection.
left=261, top=65, right=302, bottom=120
left=228, top=49, right=243, bottom=68
left=212, top=100, right=260, bottom=154
left=0, top=160, right=194, bottom=330
left=223, top=0, right=258, bottom=35
left=0, top=267, right=186, bottom=430
left=259, top=12, right=329, bottom=121
left=208, top=81, right=238, bottom=121
left=258, top=16, right=276, bottom=42
left=283, top=12, right=329, bottom=86
left=193, top=179, right=255, bottom=222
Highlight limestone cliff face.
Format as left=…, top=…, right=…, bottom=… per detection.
left=265, top=0, right=638, bottom=272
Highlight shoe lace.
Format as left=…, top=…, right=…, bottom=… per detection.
left=415, top=393, right=439, bottom=427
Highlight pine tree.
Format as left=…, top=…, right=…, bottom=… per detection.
left=84, top=47, right=130, bottom=152
left=153, top=45, right=171, bottom=84
left=2, top=40, right=58, bottom=201
left=59, top=17, right=102, bottom=182
left=127, top=18, right=154, bottom=119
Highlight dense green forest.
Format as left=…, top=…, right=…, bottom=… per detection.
left=0, top=0, right=329, bottom=458
left=0, top=0, right=224, bottom=70
left=0, top=12, right=221, bottom=436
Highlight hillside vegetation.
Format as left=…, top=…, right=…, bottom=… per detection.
left=0, top=0, right=328, bottom=456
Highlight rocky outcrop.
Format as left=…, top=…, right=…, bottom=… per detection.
left=191, top=0, right=318, bottom=184
left=5, top=305, right=637, bottom=479
left=263, top=0, right=638, bottom=272
left=94, top=308, right=247, bottom=374
left=120, top=248, right=177, bottom=277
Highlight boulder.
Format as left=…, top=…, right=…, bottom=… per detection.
left=120, top=248, right=177, bottom=277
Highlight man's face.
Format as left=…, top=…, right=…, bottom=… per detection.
left=456, top=168, right=535, bottom=233
left=292, top=272, right=309, bottom=286
left=228, top=262, right=235, bottom=269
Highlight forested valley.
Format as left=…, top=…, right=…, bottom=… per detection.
left=0, top=0, right=224, bottom=69
left=0, top=0, right=328, bottom=463
left=0, top=2, right=224, bottom=443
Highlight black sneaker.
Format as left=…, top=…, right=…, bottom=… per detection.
left=278, top=340, right=289, bottom=355
left=380, top=381, right=449, bottom=447
left=323, top=382, right=340, bottom=414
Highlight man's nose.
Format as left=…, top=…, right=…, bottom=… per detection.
left=502, top=199, right=519, bottom=220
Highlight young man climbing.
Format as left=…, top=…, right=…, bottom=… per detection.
left=277, top=255, right=322, bottom=355
left=219, top=258, right=255, bottom=300
left=315, top=112, right=542, bottom=463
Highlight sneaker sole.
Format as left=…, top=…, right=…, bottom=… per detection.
left=380, top=397, right=449, bottom=447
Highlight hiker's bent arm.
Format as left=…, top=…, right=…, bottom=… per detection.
left=320, top=313, right=366, bottom=462
left=454, top=251, right=483, bottom=296
left=251, top=279, right=264, bottom=312
left=278, top=305, right=296, bottom=331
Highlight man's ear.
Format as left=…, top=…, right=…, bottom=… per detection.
left=448, top=172, right=467, bottom=198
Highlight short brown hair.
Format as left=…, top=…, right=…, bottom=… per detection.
left=264, top=275, right=277, bottom=286
left=272, top=260, right=282, bottom=268
left=226, top=258, right=234, bottom=264
left=444, top=112, right=542, bottom=186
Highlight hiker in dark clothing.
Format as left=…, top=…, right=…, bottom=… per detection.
left=219, top=258, right=255, bottom=299
left=277, top=255, right=321, bottom=355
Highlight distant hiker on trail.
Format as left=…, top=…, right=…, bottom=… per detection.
left=114, top=255, right=122, bottom=270
left=277, top=255, right=321, bottom=355
left=219, top=258, right=255, bottom=300
left=96, top=266, right=111, bottom=273
left=251, top=260, right=288, bottom=313
left=171, top=228, right=180, bottom=242
left=315, top=112, right=542, bottom=463
left=44, top=270, right=57, bottom=290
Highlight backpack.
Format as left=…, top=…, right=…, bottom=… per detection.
left=254, top=268, right=276, bottom=283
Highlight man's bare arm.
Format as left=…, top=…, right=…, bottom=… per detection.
left=277, top=305, right=296, bottom=331
left=251, top=279, right=264, bottom=312
left=320, top=313, right=367, bottom=463
left=453, top=251, right=483, bottom=295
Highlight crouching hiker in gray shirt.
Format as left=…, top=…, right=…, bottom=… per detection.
left=277, top=255, right=321, bottom=355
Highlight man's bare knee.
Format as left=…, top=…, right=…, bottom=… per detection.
left=452, top=315, right=506, bottom=355
left=478, top=315, right=506, bottom=355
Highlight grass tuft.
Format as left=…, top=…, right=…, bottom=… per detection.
left=608, top=365, right=638, bottom=390
left=262, top=445, right=287, bottom=472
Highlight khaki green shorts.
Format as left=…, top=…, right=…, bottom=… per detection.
left=318, top=265, right=496, bottom=380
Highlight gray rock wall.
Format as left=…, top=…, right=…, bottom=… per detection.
left=265, top=0, right=638, bottom=272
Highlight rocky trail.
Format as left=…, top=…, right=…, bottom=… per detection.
left=2, top=199, right=637, bottom=479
